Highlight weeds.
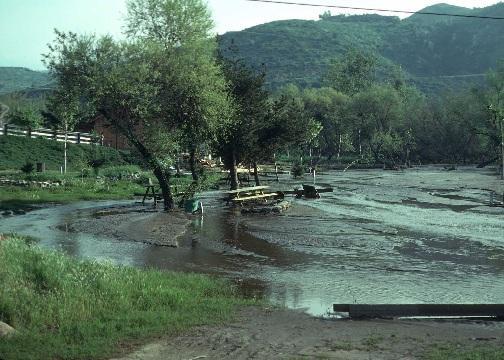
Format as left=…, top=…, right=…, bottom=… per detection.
left=0, top=235, right=253, bottom=360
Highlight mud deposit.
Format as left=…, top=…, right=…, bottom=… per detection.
left=1, top=166, right=503, bottom=316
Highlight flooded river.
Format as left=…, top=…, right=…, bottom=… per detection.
left=1, top=167, right=504, bottom=316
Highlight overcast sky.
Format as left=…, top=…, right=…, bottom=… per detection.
left=0, top=0, right=501, bottom=70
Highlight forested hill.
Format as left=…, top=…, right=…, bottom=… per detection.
left=218, top=2, right=504, bottom=93
left=0, top=67, right=52, bottom=96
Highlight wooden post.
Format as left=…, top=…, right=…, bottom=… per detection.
left=275, top=163, right=279, bottom=182
left=77, top=132, right=81, bottom=144
left=27, top=127, right=31, bottom=138
left=3, top=124, right=8, bottom=136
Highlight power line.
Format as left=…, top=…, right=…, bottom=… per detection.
left=244, top=0, right=504, bottom=20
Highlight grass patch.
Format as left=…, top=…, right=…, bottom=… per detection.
left=0, top=178, right=144, bottom=211
left=0, top=135, right=134, bottom=171
left=426, top=343, right=504, bottom=360
left=0, top=170, right=222, bottom=211
left=0, top=235, right=253, bottom=360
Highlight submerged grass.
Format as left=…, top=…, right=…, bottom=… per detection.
left=0, top=235, right=252, bottom=360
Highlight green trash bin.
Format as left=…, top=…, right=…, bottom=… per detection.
left=184, top=198, right=200, bottom=213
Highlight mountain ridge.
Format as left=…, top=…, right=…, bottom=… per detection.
left=218, top=2, right=504, bottom=92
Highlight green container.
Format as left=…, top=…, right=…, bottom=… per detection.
left=184, top=198, right=200, bottom=213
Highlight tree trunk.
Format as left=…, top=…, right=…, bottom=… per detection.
left=358, top=129, right=362, bottom=157
left=153, top=165, right=174, bottom=211
left=253, top=162, right=260, bottom=186
left=113, top=120, right=174, bottom=210
left=229, top=151, right=239, bottom=190
left=64, top=123, right=68, bottom=174
left=337, top=134, right=342, bottom=160
left=189, top=147, right=199, bottom=182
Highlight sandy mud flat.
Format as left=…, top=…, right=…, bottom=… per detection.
left=113, top=306, right=504, bottom=360
left=70, top=205, right=190, bottom=247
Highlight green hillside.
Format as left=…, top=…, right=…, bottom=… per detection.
left=0, top=136, right=130, bottom=171
left=0, top=67, right=52, bottom=95
left=218, top=2, right=504, bottom=92
left=2, top=3, right=503, bottom=95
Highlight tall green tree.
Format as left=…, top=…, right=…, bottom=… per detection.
left=126, top=0, right=231, bottom=182
left=215, top=58, right=268, bottom=188
left=45, top=0, right=230, bottom=209
left=485, top=60, right=504, bottom=177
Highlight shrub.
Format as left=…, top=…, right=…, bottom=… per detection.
left=101, top=165, right=142, bottom=180
left=291, top=162, right=304, bottom=178
left=20, top=162, right=35, bottom=174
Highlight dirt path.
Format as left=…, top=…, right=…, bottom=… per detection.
left=112, top=306, right=504, bottom=360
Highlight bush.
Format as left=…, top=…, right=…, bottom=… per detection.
left=20, top=162, right=34, bottom=174
left=291, top=162, right=304, bottom=178
left=100, top=165, right=143, bottom=180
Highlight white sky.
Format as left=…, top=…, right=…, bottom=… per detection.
left=0, top=0, right=501, bottom=70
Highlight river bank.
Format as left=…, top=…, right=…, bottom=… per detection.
left=0, top=235, right=252, bottom=360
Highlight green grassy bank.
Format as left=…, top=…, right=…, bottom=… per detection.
left=0, top=235, right=251, bottom=360
left=0, top=135, right=135, bottom=171
left=0, top=167, right=221, bottom=211
left=0, top=170, right=145, bottom=211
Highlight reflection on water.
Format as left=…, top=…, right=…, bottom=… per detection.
left=1, top=167, right=504, bottom=316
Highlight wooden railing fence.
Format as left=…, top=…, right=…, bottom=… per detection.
left=0, top=124, right=102, bottom=145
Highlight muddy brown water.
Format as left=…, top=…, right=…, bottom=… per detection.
left=1, top=166, right=503, bottom=316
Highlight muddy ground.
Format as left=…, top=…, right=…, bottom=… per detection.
left=70, top=206, right=190, bottom=247
left=113, top=306, right=504, bottom=360
left=2, top=167, right=503, bottom=359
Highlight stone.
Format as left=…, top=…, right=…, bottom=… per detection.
left=0, top=321, right=17, bottom=338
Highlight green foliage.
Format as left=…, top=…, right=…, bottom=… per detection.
left=126, top=0, right=214, bottom=47
left=0, top=136, right=131, bottom=171
left=0, top=235, right=251, bottom=360
left=6, top=106, right=44, bottom=128
left=291, top=161, right=304, bottom=178
left=218, top=3, right=504, bottom=93
left=20, top=161, right=34, bottom=174
left=100, top=165, right=143, bottom=180
left=0, top=177, right=144, bottom=207
left=44, top=0, right=232, bottom=208
left=325, top=49, right=377, bottom=95
left=370, top=131, right=404, bottom=166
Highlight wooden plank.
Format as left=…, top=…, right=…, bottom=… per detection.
left=332, top=304, right=504, bottom=319
left=231, top=193, right=277, bottom=202
left=225, top=185, right=270, bottom=195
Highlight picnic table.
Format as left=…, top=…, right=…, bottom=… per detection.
left=225, top=185, right=277, bottom=204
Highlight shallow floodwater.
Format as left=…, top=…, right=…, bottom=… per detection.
left=1, top=167, right=504, bottom=316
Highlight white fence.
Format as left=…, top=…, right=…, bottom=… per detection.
left=0, top=124, right=101, bottom=145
